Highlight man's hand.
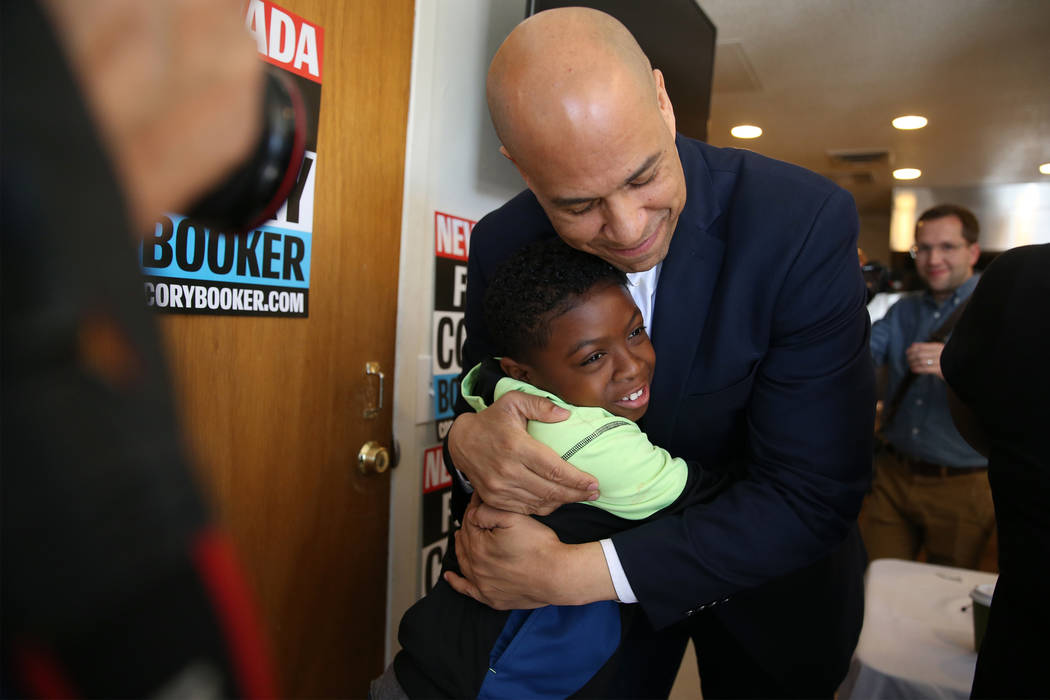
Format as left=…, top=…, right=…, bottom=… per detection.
left=906, top=341, right=945, bottom=378
left=445, top=493, right=616, bottom=609
left=448, top=390, right=597, bottom=515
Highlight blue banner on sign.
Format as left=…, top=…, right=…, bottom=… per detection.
left=140, top=214, right=311, bottom=289
left=433, top=373, right=461, bottom=420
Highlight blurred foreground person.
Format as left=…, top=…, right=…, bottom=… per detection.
left=1, top=1, right=276, bottom=696
left=864, top=204, right=994, bottom=569
left=941, top=244, right=1050, bottom=698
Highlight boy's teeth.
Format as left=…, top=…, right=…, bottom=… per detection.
left=621, top=388, right=643, bottom=401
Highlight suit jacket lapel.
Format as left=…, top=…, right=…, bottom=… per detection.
left=644, top=138, right=727, bottom=446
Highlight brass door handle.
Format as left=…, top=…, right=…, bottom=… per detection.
left=358, top=441, right=390, bottom=475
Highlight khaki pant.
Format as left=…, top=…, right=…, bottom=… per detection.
left=860, top=448, right=996, bottom=569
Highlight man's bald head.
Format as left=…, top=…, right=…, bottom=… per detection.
left=487, top=8, right=662, bottom=172
left=485, top=8, right=686, bottom=273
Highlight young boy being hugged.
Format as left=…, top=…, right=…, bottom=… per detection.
left=386, top=238, right=729, bottom=699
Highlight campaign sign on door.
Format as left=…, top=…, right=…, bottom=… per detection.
left=140, top=0, right=323, bottom=318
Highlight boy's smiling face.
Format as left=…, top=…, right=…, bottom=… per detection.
left=500, top=282, right=655, bottom=421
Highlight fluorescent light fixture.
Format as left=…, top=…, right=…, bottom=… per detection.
left=892, top=115, right=928, bottom=130
left=893, top=168, right=922, bottom=180
left=730, top=124, right=762, bottom=139
left=1040, top=162, right=1050, bottom=175
left=890, top=190, right=918, bottom=252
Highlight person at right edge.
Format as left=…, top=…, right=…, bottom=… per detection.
left=941, top=243, right=1050, bottom=698
left=440, top=8, right=875, bottom=698
left=864, top=204, right=995, bottom=569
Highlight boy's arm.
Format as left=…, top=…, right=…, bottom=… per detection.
left=530, top=411, right=729, bottom=524
left=445, top=396, right=595, bottom=517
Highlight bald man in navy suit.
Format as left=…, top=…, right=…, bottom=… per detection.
left=442, top=8, right=875, bottom=697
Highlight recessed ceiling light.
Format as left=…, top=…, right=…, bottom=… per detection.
left=893, top=168, right=922, bottom=180
left=730, top=125, right=762, bottom=139
left=1040, top=162, right=1050, bottom=175
left=892, top=115, right=928, bottom=130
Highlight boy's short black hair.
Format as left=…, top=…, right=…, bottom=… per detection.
left=483, top=237, right=628, bottom=360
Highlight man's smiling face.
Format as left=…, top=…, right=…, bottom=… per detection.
left=913, top=214, right=979, bottom=300
left=514, top=70, right=686, bottom=274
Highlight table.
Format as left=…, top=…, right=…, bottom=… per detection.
left=838, top=558, right=998, bottom=700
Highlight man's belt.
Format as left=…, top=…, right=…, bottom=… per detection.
left=887, top=445, right=988, bottom=478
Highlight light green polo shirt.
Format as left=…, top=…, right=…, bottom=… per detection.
left=462, top=363, right=688, bottom=520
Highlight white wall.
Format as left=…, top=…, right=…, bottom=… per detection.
left=385, top=0, right=528, bottom=662
left=890, top=183, right=1050, bottom=253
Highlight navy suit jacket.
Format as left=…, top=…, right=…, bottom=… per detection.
left=455, top=135, right=874, bottom=686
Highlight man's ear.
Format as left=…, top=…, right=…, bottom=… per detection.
left=652, top=68, right=677, bottom=136
left=968, top=242, right=981, bottom=268
left=500, top=145, right=535, bottom=190
left=499, top=356, right=531, bottom=382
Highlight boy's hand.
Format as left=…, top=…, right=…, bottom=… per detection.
left=445, top=493, right=616, bottom=609
left=447, top=390, right=598, bottom=515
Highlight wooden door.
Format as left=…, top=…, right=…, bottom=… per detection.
left=157, top=1, right=414, bottom=696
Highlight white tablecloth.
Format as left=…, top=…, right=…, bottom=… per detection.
left=838, top=558, right=998, bottom=700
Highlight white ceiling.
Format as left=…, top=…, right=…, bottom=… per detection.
left=695, top=0, right=1050, bottom=214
